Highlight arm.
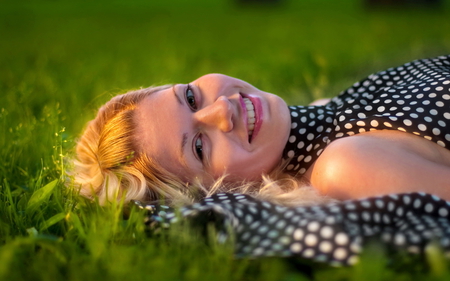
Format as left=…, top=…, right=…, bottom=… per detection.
left=304, top=130, right=450, bottom=201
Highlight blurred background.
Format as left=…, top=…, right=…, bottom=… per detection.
left=1, top=0, right=450, bottom=173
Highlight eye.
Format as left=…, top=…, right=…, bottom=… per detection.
left=185, top=84, right=197, bottom=110
left=194, top=136, right=203, bottom=161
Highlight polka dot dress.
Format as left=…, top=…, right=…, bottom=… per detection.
left=283, top=55, right=450, bottom=175
left=135, top=192, right=450, bottom=266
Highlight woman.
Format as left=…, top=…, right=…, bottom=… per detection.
left=73, top=55, right=450, bottom=206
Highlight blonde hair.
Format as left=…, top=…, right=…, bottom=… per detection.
left=72, top=86, right=334, bottom=207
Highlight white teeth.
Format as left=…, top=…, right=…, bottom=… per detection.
left=243, top=98, right=255, bottom=136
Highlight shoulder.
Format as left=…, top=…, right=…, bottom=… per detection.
left=304, top=130, right=450, bottom=200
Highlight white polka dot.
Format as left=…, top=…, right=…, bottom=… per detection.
left=388, top=202, right=395, bottom=212
left=436, top=86, right=444, bottom=91
left=290, top=243, right=302, bottom=253
left=360, top=200, right=371, bottom=208
left=344, top=123, right=352, bottom=129
left=291, top=111, right=298, bottom=117
left=289, top=136, right=296, bottom=143
left=333, top=248, right=348, bottom=260
left=433, top=128, right=441, bottom=135
left=396, top=207, right=404, bottom=216
left=319, top=241, right=333, bottom=253
left=394, top=234, right=406, bottom=246
left=362, top=212, right=371, bottom=222
left=335, top=233, right=349, bottom=245
left=319, top=226, right=333, bottom=239
left=307, top=133, right=314, bottom=141
left=347, top=213, right=358, bottom=221
left=375, top=200, right=384, bottom=208
left=287, top=150, right=295, bottom=158
left=276, top=220, right=287, bottom=229
left=302, top=249, right=314, bottom=258
left=425, top=203, right=434, bottom=213
left=348, top=256, right=359, bottom=265
left=403, top=119, right=413, bottom=126
left=377, top=106, right=385, bottom=112
left=356, top=121, right=366, bottom=127
left=418, top=124, right=427, bottom=131
left=373, top=212, right=380, bottom=223
left=305, top=234, right=318, bottom=247
left=402, top=195, right=411, bottom=204
left=369, top=120, right=378, bottom=127
left=358, top=113, right=366, bottom=118
left=307, top=221, right=320, bottom=232
left=294, top=229, right=304, bottom=240
left=439, top=207, right=449, bottom=217
left=291, top=122, right=298, bottom=129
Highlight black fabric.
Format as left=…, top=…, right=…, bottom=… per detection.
left=135, top=192, right=450, bottom=266
left=283, top=55, right=450, bottom=175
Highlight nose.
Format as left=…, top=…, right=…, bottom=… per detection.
left=194, top=96, right=233, bottom=132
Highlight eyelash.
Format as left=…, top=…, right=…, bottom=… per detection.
left=185, top=85, right=203, bottom=162
left=194, top=135, right=203, bottom=161
left=185, top=84, right=197, bottom=111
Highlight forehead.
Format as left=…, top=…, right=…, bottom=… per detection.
left=134, top=88, right=194, bottom=181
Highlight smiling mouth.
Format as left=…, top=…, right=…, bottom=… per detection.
left=243, top=97, right=256, bottom=142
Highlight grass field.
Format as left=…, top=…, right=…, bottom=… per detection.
left=2, top=0, right=450, bottom=279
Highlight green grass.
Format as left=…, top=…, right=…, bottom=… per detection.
left=2, top=0, right=450, bottom=279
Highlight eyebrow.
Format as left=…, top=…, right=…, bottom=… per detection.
left=173, top=86, right=190, bottom=169
left=180, top=132, right=188, bottom=163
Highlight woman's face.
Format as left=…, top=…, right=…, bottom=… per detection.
left=134, top=74, right=290, bottom=184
